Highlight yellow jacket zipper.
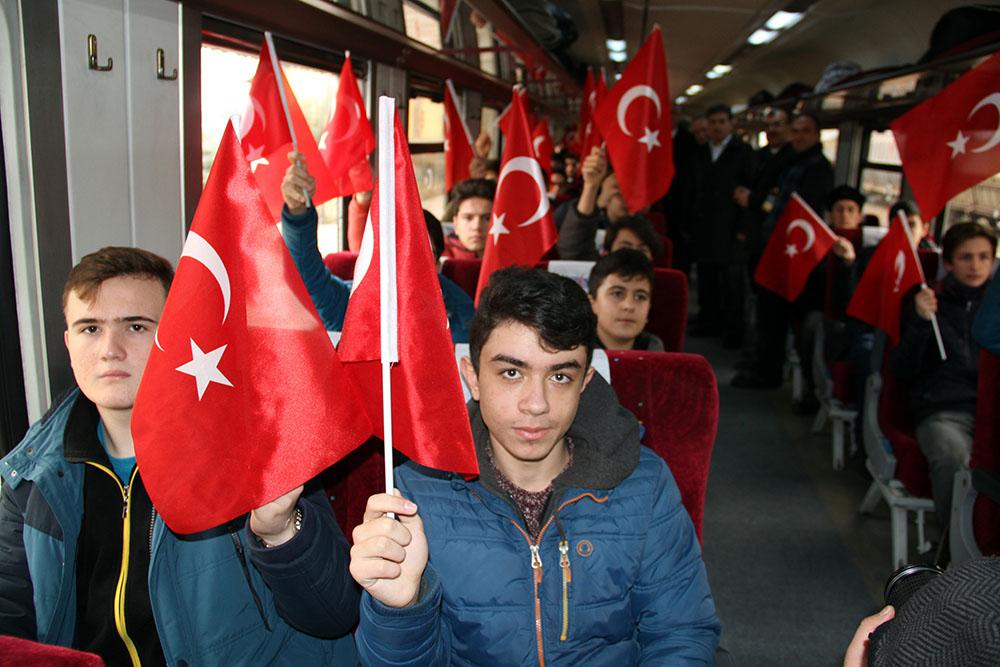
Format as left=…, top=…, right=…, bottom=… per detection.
left=510, top=492, right=607, bottom=665
left=87, top=462, right=142, bottom=667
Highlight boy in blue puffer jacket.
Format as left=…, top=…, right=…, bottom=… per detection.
left=350, top=266, right=720, bottom=665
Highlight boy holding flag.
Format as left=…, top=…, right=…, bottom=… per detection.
left=888, top=222, right=997, bottom=528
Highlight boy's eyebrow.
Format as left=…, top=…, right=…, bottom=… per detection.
left=69, top=315, right=158, bottom=327
left=490, top=354, right=583, bottom=372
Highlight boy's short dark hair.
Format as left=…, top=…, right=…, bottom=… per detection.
left=450, top=178, right=496, bottom=207
left=469, top=267, right=596, bottom=373
left=706, top=103, right=732, bottom=119
left=63, top=246, right=174, bottom=311
left=423, top=209, right=445, bottom=260
left=942, top=221, right=998, bottom=263
left=604, top=216, right=664, bottom=259
left=588, top=249, right=654, bottom=297
left=793, top=112, right=821, bottom=131
left=889, top=199, right=920, bottom=221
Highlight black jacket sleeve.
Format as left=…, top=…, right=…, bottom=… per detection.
left=245, top=481, right=360, bottom=638
left=0, top=483, right=38, bottom=639
left=556, top=204, right=603, bottom=261
left=889, top=293, right=934, bottom=382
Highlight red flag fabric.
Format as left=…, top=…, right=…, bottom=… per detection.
left=440, top=0, right=458, bottom=43
left=239, top=41, right=337, bottom=219
left=581, top=69, right=606, bottom=157
left=846, top=213, right=925, bottom=344
left=319, top=54, right=375, bottom=198
left=593, top=26, right=674, bottom=212
left=133, top=124, right=372, bottom=534
left=476, top=89, right=557, bottom=301
left=753, top=192, right=838, bottom=302
left=444, top=79, right=475, bottom=192
left=497, top=87, right=527, bottom=137
left=578, top=69, right=596, bottom=155
left=891, top=50, right=1000, bottom=220
left=531, top=117, right=554, bottom=177
left=338, top=113, right=478, bottom=476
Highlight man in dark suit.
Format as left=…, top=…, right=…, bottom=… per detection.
left=690, top=104, right=756, bottom=348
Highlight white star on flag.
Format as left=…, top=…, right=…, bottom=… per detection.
left=319, top=131, right=329, bottom=151
left=785, top=244, right=798, bottom=257
left=489, top=212, right=510, bottom=244
left=176, top=339, right=233, bottom=400
left=947, top=131, right=969, bottom=158
left=637, top=127, right=661, bottom=153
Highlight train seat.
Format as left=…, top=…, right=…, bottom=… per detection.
left=325, top=348, right=719, bottom=543
left=951, top=349, right=1000, bottom=563
left=440, top=257, right=482, bottom=299
left=859, top=355, right=935, bottom=568
left=605, top=349, right=718, bottom=541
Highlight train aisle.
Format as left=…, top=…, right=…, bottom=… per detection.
left=689, top=335, right=891, bottom=666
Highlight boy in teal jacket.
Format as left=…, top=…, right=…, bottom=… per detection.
left=0, top=247, right=359, bottom=666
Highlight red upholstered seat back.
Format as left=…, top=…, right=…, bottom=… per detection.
left=441, top=257, right=482, bottom=299
left=0, top=635, right=103, bottom=666
left=972, top=350, right=1000, bottom=554
left=648, top=269, right=688, bottom=352
left=656, top=235, right=673, bottom=269
left=326, top=351, right=719, bottom=545
left=831, top=361, right=855, bottom=403
left=323, top=251, right=359, bottom=280
left=877, top=360, right=932, bottom=497
left=606, top=350, right=718, bottom=541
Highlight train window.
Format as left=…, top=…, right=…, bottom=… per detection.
left=859, top=130, right=903, bottom=223
left=201, top=44, right=344, bottom=255
left=860, top=168, right=903, bottom=222
left=407, top=95, right=446, bottom=217
left=942, top=175, right=1000, bottom=233
left=481, top=107, right=500, bottom=159
left=476, top=19, right=499, bottom=75
left=403, top=1, right=443, bottom=50
left=866, top=130, right=901, bottom=166
left=820, top=129, right=839, bottom=166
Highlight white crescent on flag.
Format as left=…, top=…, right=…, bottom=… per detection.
left=496, top=156, right=549, bottom=227
left=968, top=92, right=1000, bottom=154
left=786, top=218, right=816, bottom=253
left=893, top=250, right=906, bottom=292
left=616, top=85, right=662, bottom=137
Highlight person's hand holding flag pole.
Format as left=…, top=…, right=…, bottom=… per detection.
left=898, top=210, right=947, bottom=361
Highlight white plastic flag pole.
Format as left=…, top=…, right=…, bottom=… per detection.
left=377, top=96, right=400, bottom=500
left=898, top=211, right=946, bottom=361
left=264, top=31, right=312, bottom=207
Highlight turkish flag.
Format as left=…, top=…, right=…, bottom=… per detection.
left=239, top=41, right=337, bottom=220
left=594, top=26, right=673, bottom=213
left=132, top=124, right=372, bottom=534
left=578, top=69, right=596, bottom=155
left=444, top=79, right=475, bottom=192
left=531, top=117, right=555, bottom=177
left=476, top=89, right=557, bottom=301
left=581, top=69, right=607, bottom=158
left=753, top=192, right=838, bottom=302
left=338, top=110, right=478, bottom=476
left=892, top=49, right=1000, bottom=220
left=846, top=213, right=925, bottom=344
left=440, top=0, right=458, bottom=43
left=497, top=87, right=527, bottom=137
left=319, top=54, right=374, bottom=198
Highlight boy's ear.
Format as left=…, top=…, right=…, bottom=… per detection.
left=459, top=356, right=480, bottom=401
left=580, top=365, right=596, bottom=394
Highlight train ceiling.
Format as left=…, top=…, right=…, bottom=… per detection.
left=549, top=0, right=974, bottom=114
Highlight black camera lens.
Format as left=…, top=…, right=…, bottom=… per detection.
left=882, top=563, right=943, bottom=609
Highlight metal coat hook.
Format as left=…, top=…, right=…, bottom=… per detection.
left=87, top=34, right=113, bottom=72
left=156, top=48, right=177, bottom=81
